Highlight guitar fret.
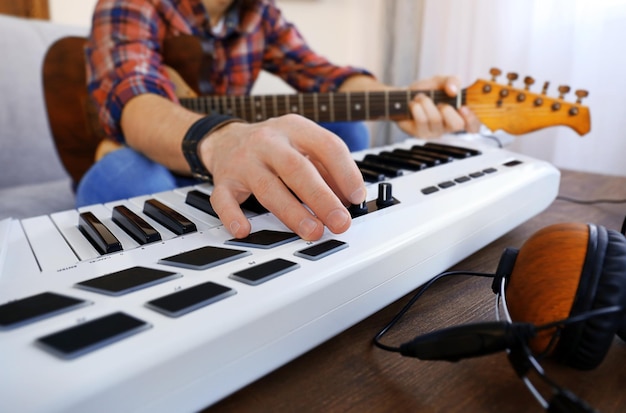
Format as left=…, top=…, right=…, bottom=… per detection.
left=261, top=95, right=267, bottom=121
left=329, top=92, right=335, bottom=123
left=272, top=94, right=278, bottom=118
left=298, top=94, right=304, bottom=117
left=313, top=93, right=319, bottom=122
left=285, top=95, right=290, bottom=116
left=230, top=95, right=236, bottom=118
left=384, top=90, right=389, bottom=120
left=365, top=91, right=370, bottom=120
left=240, top=95, right=246, bottom=121
left=346, top=91, right=351, bottom=121
left=250, top=95, right=256, bottom=122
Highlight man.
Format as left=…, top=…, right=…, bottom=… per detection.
left=80, top=0, right=479, bottom=241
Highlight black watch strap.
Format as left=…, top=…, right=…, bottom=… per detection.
left=182, top=114, right=243, bottom=181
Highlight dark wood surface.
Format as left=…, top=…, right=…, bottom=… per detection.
left=206, top=169, right=626, bottom=413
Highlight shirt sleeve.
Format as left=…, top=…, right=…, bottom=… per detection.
left=86, top=0, right=178, bottom=143
left=259, top=3, right=374, bottom=93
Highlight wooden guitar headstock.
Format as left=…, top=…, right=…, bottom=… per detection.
left=464, top=68, right=591, bottom=136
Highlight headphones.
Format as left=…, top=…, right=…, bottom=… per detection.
left=374, top=222, right=626, bottom=412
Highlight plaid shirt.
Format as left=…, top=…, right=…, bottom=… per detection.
left=86, top=0, right=371, bottom=142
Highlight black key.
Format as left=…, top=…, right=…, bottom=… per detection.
left=356, top=160, right=404, bottom=178
left=36, top=312, right=150, bottom=359
left=424, top=141, right=481, bottom=156
left=225, top=230, right=299, bottom=249
left=75, top=266, right=181, bottom=296
left=0, top=292, right=89, bottom=330
left=112, top=205, right=161, bottom=244
left=409, top=146, right=454, bottom=163
left=363, top=154, right=427, bottom=171
left=390, top=149, right=441, bottom=167
left=230, top=258, right=299, bottom=285
left=469, top=171, right=485, bottom=178
left=454, top=176, right=471, bottom=183
left=158, top=246, right=251, bottom=270
left=294, top=239, right=349, bottom=261
left=78, top=211, right=123, bottom=254
left=358, top=166, right=386, bottom=183
left=185, top=190, right=218, bottom=218
left=240, top=195, right=269, bottom=214
left=143, top=199, right=196, bottom=235
left=146, top=281, right=235, bottom=317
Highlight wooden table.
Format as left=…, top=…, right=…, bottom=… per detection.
left=207, top=169, right=626, bottom=413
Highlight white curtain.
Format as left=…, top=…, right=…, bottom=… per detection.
left=383, top=0, right=626, bottom=176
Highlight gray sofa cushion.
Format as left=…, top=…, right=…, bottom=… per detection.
left=0, top=15, right=88, bottom=219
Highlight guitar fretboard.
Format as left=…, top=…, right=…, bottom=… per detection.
left=179, top=90, right=465, bottom=123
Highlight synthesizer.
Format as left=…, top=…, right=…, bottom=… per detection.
left=0, top=137, right=560, bottom=413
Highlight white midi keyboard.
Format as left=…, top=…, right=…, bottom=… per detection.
left=0, top=137, right=560, bottom=413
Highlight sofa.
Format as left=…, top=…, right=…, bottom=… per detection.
left=0, top=14, right=88, bottom=220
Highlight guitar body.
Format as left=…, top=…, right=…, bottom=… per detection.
left=43, top=36, right=104, bottom=187
left=42, top=35, right=591, bottom=188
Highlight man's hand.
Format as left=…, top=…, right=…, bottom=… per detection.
left=200, top=114, right=367, bottom=241
left=397, top=75, right=481, bottom=138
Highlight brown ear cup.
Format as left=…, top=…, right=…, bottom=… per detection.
left=505, top=223, right=626, bottom=370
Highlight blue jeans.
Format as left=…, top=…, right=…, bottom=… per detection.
left=75, top=121, right=369, bottom=207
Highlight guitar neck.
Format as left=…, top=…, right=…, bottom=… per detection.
left=179, top=90, right=463, bottom=123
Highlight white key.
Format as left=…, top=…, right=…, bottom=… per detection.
left=50, top=209, right=99, bottom=261
left=20, top=215, right=79, bottom=272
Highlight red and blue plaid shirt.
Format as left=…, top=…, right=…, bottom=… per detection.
left=86, top=0, right=371, bottom=142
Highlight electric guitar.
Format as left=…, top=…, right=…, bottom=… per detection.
left=42, top=35, right=591, bottom=186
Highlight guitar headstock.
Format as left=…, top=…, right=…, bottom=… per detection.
left=465, top=68, right=591, bottom=136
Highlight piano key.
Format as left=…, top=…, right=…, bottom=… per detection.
left=36, top=312, right=151, bottom=359
left=104, top=200, right=177, bottom=241
left=408, top=146, right=454, bottom=163
left=141, top=198, right=197, bottom=235
left=424, top=141, right=481, bottom=156
left=152, top=190, right=222, bottom=228
left=185, top=189, right=218, bottom=218
left=20, top=215, right=79, bottom=272
left=363, top=153, right=427, bottom=171
left=358, top=166, right=386, bottom=183
left=79, top=204, right=139, bottom=250
left=1, top=218, right=41, bottom=277
left=418, top=143, right=474, bottom=159
left=181, top=186, right=264, bottom=218
left=111, top=205, right=162, bottom=245
left=355, top=160, right=404, bottom=178
left=78, top=211, right=123, bottom=255
left=50, top=210, right=100, bottom=261
left=389, top=149, right=442, bottom=166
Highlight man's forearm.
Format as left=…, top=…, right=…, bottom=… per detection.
left=120, top=93, right=204, bottom=175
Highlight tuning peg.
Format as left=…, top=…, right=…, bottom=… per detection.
left=541, top=81, right=550, bottom=95
left=490, top=68, right=502, bottom=81
left=575, top=89, right=589, bottom=103
left=523, top=76, right=535, bottom=91
left=558, top=85, right=571, bottom=99
left=506, top=72, right=518, bottom=86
